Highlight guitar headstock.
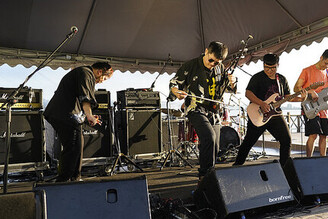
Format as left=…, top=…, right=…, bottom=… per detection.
left=309, top=82, right=325, bottom=90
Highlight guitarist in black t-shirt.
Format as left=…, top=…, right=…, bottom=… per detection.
left=233, top=53, right=307, bottom=167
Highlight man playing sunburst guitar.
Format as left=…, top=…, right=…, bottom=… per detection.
left=233, top=53, right=307, bottom=167
left=294, top=49, right=328, bottom=157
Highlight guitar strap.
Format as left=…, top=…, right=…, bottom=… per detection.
left=275, top=73, right=283, bottom=97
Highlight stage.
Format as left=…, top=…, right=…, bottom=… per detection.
left=1, top=152, right=328, bottom=219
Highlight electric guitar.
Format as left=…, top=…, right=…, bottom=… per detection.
left=247, top=82, right=324, bottom=127
left=302, top=86, right=328, bottom=119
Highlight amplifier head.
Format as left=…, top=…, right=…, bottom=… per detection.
left=0, top=87, right=43, bottom=109
left=95, top=89, right=111, bottom=109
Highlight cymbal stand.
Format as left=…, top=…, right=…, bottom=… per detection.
left=106, top=104, right=143, bottom=176
left=256, top=133, right=268, bottom=159
left=249, top=133, right=268, bottom=160
left=240, top=107, right=247, bottom=138
left=160, top=100, right=193, bottom=170
left=228, top=94, right=247, bottom=138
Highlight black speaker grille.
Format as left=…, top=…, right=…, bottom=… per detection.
left=284, top=157, right=328, bottom=198
left=0, top=111, right=45, bottom=164
left=34, top=177, right=151, bottom=218
left=197, top=163, right=293, bottom=217
left=116, top=110, right=162, bottom=156
left=82, top=110, right=112, bottom=158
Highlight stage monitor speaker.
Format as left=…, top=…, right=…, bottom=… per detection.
left=0, top=111, right=45, bottom=164
left=196, top=162, right=294, bottom=217
left=116, top=109, right=162, bottom=156
left=82, top=110, right=112, bottom=158
left=34, top=176, right=151, bottom=219
left=284, top=157, right=328, bottom=200
left=0, top=191, right=46, bottom=219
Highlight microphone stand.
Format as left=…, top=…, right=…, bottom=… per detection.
left=1, top=28, right=78, bottom=194
left=160, top=99, right=193, bottom=170
left=237, top=66, right=252, bottom=77
left=218, top=35, right=253, bottom=100
left=149, top=54, right=172, bottom=90
left=106, top=103, right=143, bottom=176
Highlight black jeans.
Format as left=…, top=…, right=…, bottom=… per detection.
left=188, top=112, right=220, bottom=177
left=46, top=117, right=84, bottom=181
left=234, top=115, right=291, bottom=167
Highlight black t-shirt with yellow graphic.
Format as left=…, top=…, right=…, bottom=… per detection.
left=169, top=55, right=231, bottom=114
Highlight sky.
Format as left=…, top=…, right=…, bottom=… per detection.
left=1, top=37, right=328, bottom=112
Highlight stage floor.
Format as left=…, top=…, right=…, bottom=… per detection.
left=1, top=153, right=328, bottom=218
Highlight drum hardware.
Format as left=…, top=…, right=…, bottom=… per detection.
left=104, top=103, right=143, bottom=176
left=244, top=133, right=269, bottom=161
left=176, top=112, right=199, bottom=160
left=227, top=93, right=248, bottom=138
left=220, top=107, right=231, bottom=126
left=217, top=146, right=239, bottom=163
left=160, top=99, right=193, bottom=170
left=217, top=126, right=241, bottom=162
left=161, top=108, right=184, bottom=117
left=177, top=141, right=199, bottom=160
left=254, top=133, right=269, bottom=160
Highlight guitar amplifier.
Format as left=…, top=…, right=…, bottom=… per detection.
left=117, top=88, right=160, bottom=109
left=0, top=87, right=43, bottom=110
left=95, top=89, right=111, bottom=109
left=0, top=111, right=45, bottom=164
left=116, top=109, right=162, bottom=156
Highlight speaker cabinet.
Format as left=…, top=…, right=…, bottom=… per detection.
left=82, top=110, right=112, bottom=158
left=0, top=111, right=45, bottom=164
left=196, top=162, right=294, bottom=217
left=284, top=157, right=328, bottom=200
left=116, top=109, right=162, bottom=156
left=0, top=191, right=46, bottom=219
left=34, top=176, right=151, bottom=219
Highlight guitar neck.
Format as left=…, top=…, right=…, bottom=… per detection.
left=272, top=86, right=312, bottom=108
